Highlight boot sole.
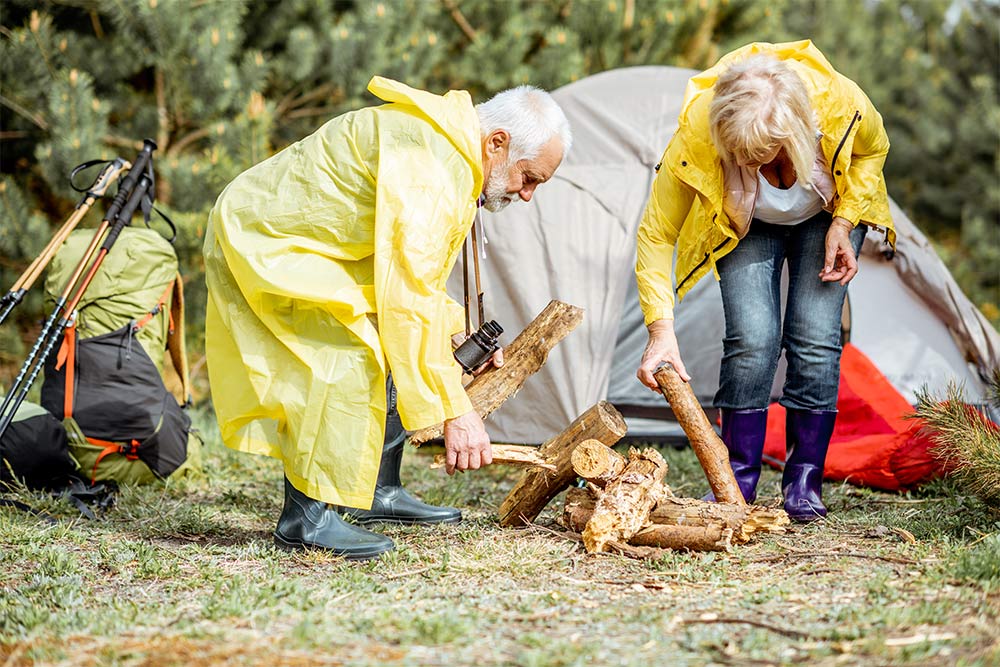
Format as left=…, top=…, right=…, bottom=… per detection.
left=273, top=532, right=394, bottom=560
left=352, top=515, right=463, bottom=526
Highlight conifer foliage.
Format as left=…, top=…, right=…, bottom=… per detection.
left=0, top=1, right=996, bottom=398
left=0, top=0, right=767, bottom=394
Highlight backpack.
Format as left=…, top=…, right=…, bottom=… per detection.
left=40, top=226, right=200, bottom=485
left=0, top=399, right=77, bottom=489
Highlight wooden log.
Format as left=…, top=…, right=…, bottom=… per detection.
left=498, top=401, right=627, bottom=527
left=431, top=444, right=556, bottom=471
left=562, top=504, right=732, bottom=552
left=654, top=366, right=745, bottom=505
left=570, top=439, right=627, bottom=487
left=582, top=447, right=669, bottom=554
left=631, top=524, right=732, bottom=551
left=563, top=487, right=788, bottom=544
left=410, top=300, right=585, bottom=445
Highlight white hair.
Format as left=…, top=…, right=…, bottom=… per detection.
left=476, top=85, right=572, bottom=161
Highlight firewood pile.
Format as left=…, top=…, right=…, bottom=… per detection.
left=419, top=300, right=789, bottom=556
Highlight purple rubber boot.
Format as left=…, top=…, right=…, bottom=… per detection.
left=703, top=408, right=768, bottom=503
left=782, top=408, right=837, bottom=522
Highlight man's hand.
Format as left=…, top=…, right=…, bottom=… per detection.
left=443, top=410, right=493, bottom=475
left=636, top=318, right=690, bottom=391
left=820, top=217, right=859, bottom=285
left=474, top=347, right=503, bottom=376
left=451, top=332, right=505, bottom=376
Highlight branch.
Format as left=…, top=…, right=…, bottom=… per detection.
left=155, top=68, right=169, bottom=151
left=275, top=83, right=337, bottom=118
left=284, top=106, right=343, bottom=120
left=166, top=126, right=213, bottom=157
left=680, top=617, right=813, bottom=640
left=441, top=0, right=478, bottom=43
left=103, top=134, right=144, bottom=151
left=0, top=94, right=48, bottom=130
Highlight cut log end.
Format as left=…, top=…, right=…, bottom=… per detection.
left=571, top=439, right=626, bottom=485
left=498, top=401, right=628, bottom=528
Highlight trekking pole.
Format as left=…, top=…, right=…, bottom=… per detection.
left=0, top=140, right=157, bottom=439
left=0, top=158, right=131, bottom=328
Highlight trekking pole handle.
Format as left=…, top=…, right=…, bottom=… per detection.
left=101, top=173, right=152, bottom=252
left=101, top=139, right=156, bottom=226
left=86, top=157, right=131, bottom=199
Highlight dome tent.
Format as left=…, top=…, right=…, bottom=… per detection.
left=448, top=66, right=998, bottom=489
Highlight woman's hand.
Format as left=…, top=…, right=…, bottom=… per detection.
left=820, top=217, right=859, bottom=285
left=636, top=319, right=690, bottom=390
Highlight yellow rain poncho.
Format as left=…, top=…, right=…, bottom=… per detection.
left=204, top=77, right=483, bottom=508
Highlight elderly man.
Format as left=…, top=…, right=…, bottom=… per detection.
left=204, top=76, right=571, bottom=559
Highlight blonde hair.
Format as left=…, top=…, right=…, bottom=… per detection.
left=709, top=54, right=817, bottom=184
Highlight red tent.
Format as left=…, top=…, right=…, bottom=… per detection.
left=763, top=344, right=942, bottom=491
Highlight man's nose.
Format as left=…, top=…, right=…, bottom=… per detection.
left=519, top=184, right=537, bottom=202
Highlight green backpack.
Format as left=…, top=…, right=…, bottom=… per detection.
left=41, top=226, right=200, bottom=485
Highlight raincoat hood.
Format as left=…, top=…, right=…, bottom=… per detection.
left=368, top=76, right=484, bottom=195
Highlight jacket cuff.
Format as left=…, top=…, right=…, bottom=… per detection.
left=643, top=307, right=675, bottom=326
left=833, top=205, right=864, bottom=227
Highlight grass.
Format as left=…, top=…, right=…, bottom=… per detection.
left=1, top=408, right=998, bottom=667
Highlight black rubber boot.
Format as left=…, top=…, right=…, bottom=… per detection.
left=332, top=378, right=462, bottom=525
left=273, top=477, right=395, bottom=559
left=782, top=408, right=837, bottom=522
left=702, top=408, right=769, bottom=503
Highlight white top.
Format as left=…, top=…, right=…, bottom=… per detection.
left=754, top=171, right=824, bottom=225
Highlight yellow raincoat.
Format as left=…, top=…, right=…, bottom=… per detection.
left=636, top=40, right=894, bottom=325
left=204, top=77, right=483, bottom=508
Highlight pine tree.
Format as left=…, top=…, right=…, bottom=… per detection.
left=2, top=0, right=995, bottom=398
left=765, top=0, right=1000, bottom=325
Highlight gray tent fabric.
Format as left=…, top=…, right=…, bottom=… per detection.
left=448, top=66, right=999, bottom=444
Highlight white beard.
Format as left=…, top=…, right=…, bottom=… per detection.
left=482, top=157, right=516, bottom=212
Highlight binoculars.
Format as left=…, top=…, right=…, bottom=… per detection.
left=453, top=320, right=503, bottom=373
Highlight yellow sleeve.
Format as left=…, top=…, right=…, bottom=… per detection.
left=636, top=146, right=696, bottom=325
left=374, top=148, right=475, bottom=431
left=833, top=80, right=890, bottom=226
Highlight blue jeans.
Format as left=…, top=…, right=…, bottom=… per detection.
left=714, top=212, right=867, bottom=411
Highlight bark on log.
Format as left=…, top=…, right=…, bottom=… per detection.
left=562, top=504, right=733, bottom=552
left=410, top=300, right=585, bottom=445
left=431, top=444, right=556, bottom=471
left=654, top=366, right=745, bottom=505
left=582, top=447, right=669, bottom=554
left=498, top=401, right=627, bottom=527
left=570, top=439, right=627, bottom=487
left=563, top=487, right=788, bottom=544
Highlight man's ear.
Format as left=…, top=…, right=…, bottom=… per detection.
left=486, top=129, right=509, bottom=157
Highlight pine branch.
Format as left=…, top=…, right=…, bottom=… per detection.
left=441, top=0, right=478, bottom=43
left=103, top=134, right=144, bottom=151
left=28, top=12, right=56, bottom=78
left=285, top=106, right=343, bottom=120
left=89, top=11, right=105, bottom=40
left=275, top=84, right=337, bottom=118
left=166, top=126, right=214, bottom=157
left=915, top=383, right=1000, bottom=508
left=155, top=67, right=169, bottom=151
left=0, top=95, right=48, bottom=130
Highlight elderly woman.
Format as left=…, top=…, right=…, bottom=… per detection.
left=635, top=41, right=895, bottom=521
